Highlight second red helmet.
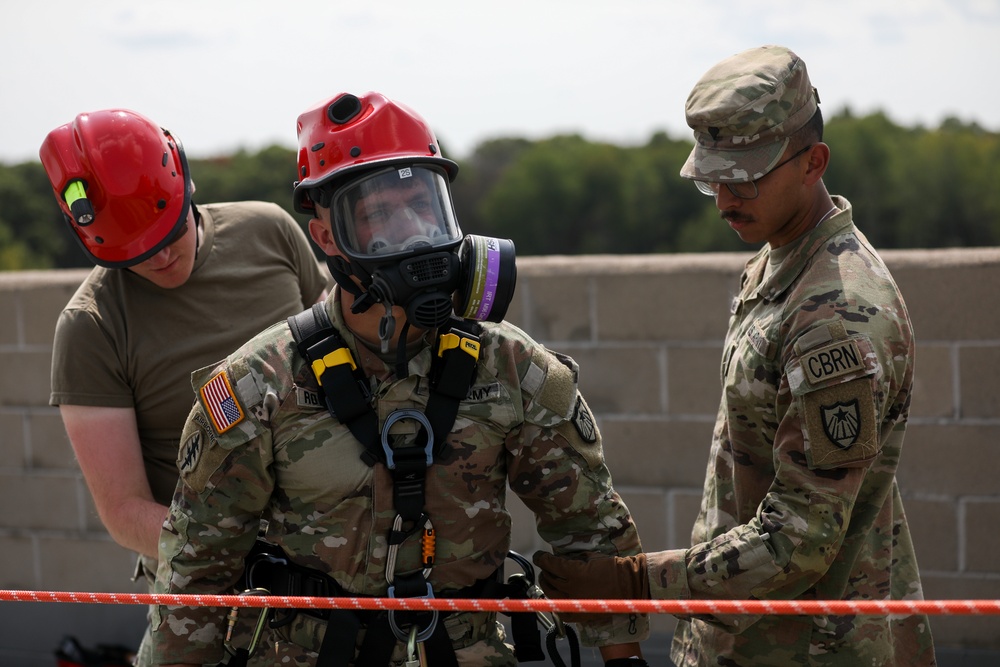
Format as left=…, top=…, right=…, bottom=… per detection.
left=39, top=109, right=193, bottom=268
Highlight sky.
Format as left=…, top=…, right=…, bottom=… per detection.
left=2, top=0, right=999, bottom=165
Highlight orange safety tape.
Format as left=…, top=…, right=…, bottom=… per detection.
left=2, top=590, right=1000, bottom=616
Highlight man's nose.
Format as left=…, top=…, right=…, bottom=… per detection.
left=143, top=246, right=174, bottom=269
left=389, top=207, right=438, bottom=236
left=714, top=185, right=743, bottom=210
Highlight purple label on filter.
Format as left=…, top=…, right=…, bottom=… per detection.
left=474, top=239, right=501, bottom=320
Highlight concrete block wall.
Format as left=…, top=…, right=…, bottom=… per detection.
left=1, top=249, right=999, bottom=660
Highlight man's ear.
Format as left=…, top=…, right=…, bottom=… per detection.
left=804, top=142, right=830, bottom=185
left=308, top=217, right=337, bottom=255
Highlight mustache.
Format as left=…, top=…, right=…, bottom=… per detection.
left=722, top=211, right=754, bottom=224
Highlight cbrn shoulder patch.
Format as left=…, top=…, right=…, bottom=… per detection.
left=802, top=377, right=878, bottom=469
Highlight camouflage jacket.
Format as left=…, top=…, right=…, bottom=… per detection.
left=648, top=197, right=936, bottom=665
left=150, top=291, right=647, bottom=665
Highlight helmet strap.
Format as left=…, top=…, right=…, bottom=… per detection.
left=192, top=204, right=202, bottom=262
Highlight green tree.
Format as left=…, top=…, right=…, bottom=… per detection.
left=2, top=115, right=998, bottom=271
left=0, top=161, right=80, bottom=269
left=451, top=137, right=533, bottom=237
left=478, top=135, right=632, bottom=255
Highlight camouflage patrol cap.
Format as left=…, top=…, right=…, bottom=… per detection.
left=680, top=45, right=820, bottom=183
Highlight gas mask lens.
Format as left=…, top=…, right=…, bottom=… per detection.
left=334, top=166, right=461, bottom=258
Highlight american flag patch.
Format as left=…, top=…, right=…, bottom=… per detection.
left=200, top=370, right=244, bottom=434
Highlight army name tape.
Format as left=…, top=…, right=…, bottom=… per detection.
left=1, top=589, right=999, bottom=617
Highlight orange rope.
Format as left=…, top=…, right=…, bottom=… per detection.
left=2, top=590, right=999, bottom=616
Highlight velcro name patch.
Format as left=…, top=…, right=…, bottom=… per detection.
left=296, top=386, right=324, bottom=409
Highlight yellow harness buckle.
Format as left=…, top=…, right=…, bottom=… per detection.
left=311, top=347, right=357, bottom=386
left=437, top=332, right=480, bottom=361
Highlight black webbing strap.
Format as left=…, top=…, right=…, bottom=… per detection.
left=288, top=304, right=381, bottom=465
left=425, top=320, right=481, bottom=459
left=287, top=307, right=481, bottom=468
left=243, top=541, right=511, bottom=667
left=285, top=306, right=484, bottom=666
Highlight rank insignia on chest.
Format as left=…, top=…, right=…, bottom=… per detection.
left=200, top=370, right=245, bottom=434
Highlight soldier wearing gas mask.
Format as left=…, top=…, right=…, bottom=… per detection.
left=149, top=92, right=648, bottom=667
left=295, top=90, right=516, bottom=358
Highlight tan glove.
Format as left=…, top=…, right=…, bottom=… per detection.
left=532, top=551, right=651, bottom=601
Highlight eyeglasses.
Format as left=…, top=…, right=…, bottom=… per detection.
left=694, top=144, right=814, bottom=200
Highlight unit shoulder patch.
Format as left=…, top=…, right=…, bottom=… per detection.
left=557, top=394, right=603, bottom=470
left=802, top=377, right=878, bottom=469
left=572, top=395, right=598, bottom=443
left=177, top=411, right=233, bottom=493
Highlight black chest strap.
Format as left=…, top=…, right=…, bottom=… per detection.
left=287, top=303, right=481, bottom=468
left=288, top=303, right=379, bottom=461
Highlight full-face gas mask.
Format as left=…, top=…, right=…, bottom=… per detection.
left=321, top=163, right=516, bottom=350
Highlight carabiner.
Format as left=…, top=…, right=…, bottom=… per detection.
left=385, top=514, right=435, bottom=584
left=223, top=588, right=271, bottom=659
left=507, top=550, right=567, bottom=638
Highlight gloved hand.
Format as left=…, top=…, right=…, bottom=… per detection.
left=532, top=551, right=651, bottom=601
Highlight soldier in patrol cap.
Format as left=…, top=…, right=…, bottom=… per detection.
left=533, top=45, right=937, bottom=665
left=149, top=92, right=648, bottom=666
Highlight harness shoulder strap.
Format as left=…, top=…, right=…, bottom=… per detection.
left=426, top=317, right=482, bottom=458
left=287, top=304, right=381, bottom=464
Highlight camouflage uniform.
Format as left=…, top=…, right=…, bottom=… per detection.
left=647, top=197, right=935, bottom=665
left=149, top=289, right=648, bottom=665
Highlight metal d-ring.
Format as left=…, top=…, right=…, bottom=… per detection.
left=380, top=408, right=435, bottom=468
left=387, top=581, right=439, bottom=643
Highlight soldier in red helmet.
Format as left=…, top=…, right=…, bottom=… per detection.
left=40, top=108, right=329, bottom=663
left=149, top=92, right=649, bottom=666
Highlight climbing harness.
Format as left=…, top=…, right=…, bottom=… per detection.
left=221, top=304, right=582, bottom=665
left=286, top=303, right=480, bottom=665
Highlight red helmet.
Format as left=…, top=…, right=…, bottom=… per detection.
left=292, top=91, right=458, bottom=214
left=39, top=109, right=192, bottom=268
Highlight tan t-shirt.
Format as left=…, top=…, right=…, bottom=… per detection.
left=50, top=201, right=329, bottom=504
